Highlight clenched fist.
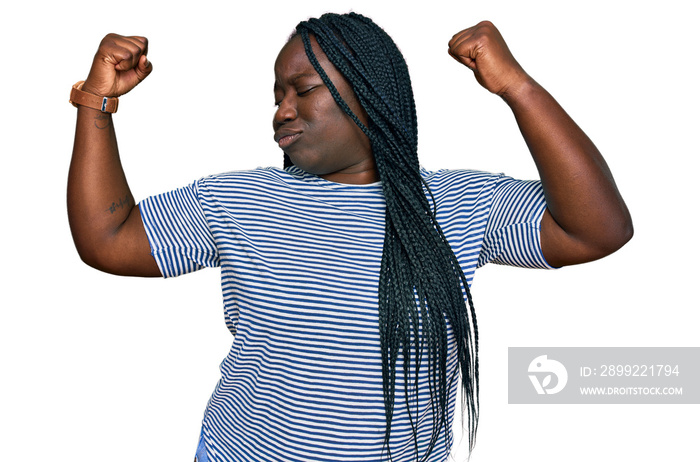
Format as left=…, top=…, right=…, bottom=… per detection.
left=82, top=34, right=153, bottom=97
left=448, top=21, right=531, bottom=98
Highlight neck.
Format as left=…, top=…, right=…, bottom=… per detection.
left=320, top=160, right=378, bottom=184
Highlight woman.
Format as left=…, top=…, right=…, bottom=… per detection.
left=68, top=12, right=632, bottom=462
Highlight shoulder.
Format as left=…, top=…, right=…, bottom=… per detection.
left=421, top=167, right=502, bottom=183
left=199, top=166, right=292, bottom=184
left=193, top=167, right=307, bottom=193
left=420, top=167, right=505, bottom=195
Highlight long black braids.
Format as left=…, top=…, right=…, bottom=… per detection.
left=288, top=12, right=479, bottom=460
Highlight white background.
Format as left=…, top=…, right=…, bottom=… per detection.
left=1, top=0, right=698, bottom=461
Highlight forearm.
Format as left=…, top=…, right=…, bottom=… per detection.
left=67, top=105, right=136, bottom=267
left=504, top=78, right=633, bottom=265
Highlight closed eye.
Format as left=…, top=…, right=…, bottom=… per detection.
left=297, top=86, right=319, bottom=97
left=273, top=86, right=320, bottom=106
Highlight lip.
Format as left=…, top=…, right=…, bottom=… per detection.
left=274, top=130, right=302, bottom=149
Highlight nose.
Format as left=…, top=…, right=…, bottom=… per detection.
left=273, top=95, right=297, bottom=128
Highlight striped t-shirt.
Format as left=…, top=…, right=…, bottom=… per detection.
left=139, top=166, right=552, bottom=462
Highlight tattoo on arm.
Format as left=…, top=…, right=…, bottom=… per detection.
left=94, top=113, right=111, bottom=130
left=106, top=194, right=133, bottom=214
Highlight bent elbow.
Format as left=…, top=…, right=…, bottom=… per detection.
left=611, top=208, right=634, bottom=249
left=72, top=237, right=111, bottom=273
left=594, top=214, right=634, bottom=260
left=609, top=221, right=633, bottom=255
left=619, top=218, right=634, bottom=248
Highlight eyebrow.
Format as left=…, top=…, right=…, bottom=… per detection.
left=292, top=72, right=319, bottom=82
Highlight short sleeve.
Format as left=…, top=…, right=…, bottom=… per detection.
left=139, top=181, right=220, bottom=278
left=477, top=175, right=554, bottom=269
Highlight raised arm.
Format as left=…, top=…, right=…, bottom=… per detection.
left=67, top=34, right=161, bottom=276
left=448, top=21, right=633, bottom=267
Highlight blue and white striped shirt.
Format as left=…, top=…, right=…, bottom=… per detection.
left=140, top=166, right=552, bottom=462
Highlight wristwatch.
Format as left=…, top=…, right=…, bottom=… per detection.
left=69, top=81, right=119, bottom=113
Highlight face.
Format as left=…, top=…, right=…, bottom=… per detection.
left=273, top=35, right=376, bottom=184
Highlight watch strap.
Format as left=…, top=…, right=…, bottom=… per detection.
left=69, top=81, right=119, bottom=113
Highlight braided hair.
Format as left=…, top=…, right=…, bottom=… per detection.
left=286, top=12, right=479, bottom=460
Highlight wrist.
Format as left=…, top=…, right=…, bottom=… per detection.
left=500, top=75, right=541, bottom=107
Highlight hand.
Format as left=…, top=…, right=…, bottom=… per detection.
left=448, top=21, right=530, bottom=98
left=82, top=34, right=153, bottom=97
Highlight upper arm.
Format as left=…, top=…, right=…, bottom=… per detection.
left=539, top=207, right=633, bottom=268
left=138, top=183, right=220, bottom=278
left=479, top=173, right=632, bottom=269
left=78, top=204, right=162, bottom=277
left=478, top=176, right=554, bottom=269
